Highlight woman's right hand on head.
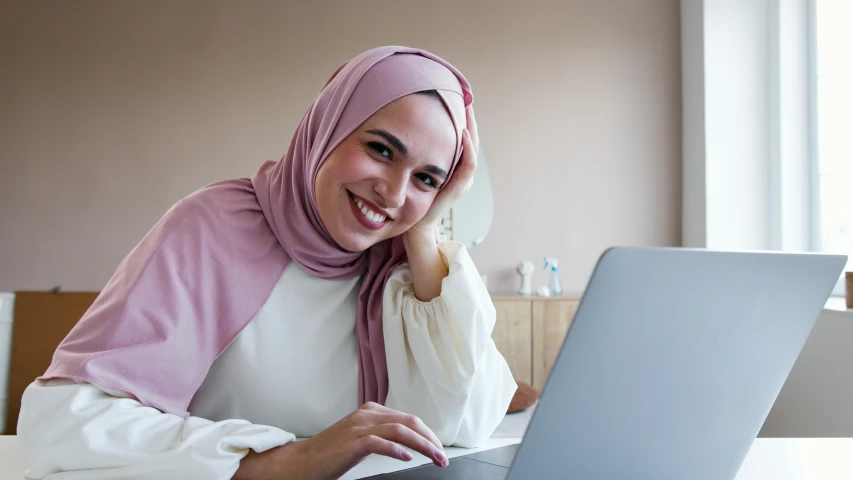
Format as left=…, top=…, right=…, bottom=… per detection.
left=233, top=402, right=448, bottom=480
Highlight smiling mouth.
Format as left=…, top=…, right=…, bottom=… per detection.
left=348, top=191, right=391, bottom=230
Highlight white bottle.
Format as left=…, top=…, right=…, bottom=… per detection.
left=544, top=257, right=563, bottom=296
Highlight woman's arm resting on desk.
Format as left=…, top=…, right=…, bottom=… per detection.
left=17, top=379, right=293, bottom=480
left=383, top=240, right=518, bottom=448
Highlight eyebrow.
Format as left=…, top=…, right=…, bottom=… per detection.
left=424, top=164, right=448, bottom=180
left=366, top=129, right=408, bottom=156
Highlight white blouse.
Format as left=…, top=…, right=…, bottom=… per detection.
left=16, top=241, right=517, bottom=480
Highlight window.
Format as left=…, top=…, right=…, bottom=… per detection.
left=813, top=0, right=853, bottom=287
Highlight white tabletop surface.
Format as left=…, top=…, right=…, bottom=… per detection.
left=3, top=435, right=853, bottom=480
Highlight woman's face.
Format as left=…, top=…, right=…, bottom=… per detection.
left=315, top=93, right=456, bottom=252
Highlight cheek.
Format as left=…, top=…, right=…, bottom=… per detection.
left=332, top=154, right=379, bottom=186
left=318, top=144, right=376, bottom=187
left=398, top=191, right=437, bottom=225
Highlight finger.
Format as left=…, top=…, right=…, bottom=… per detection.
left=371, top=411, right=444, bottom=452
left=359, top=401, right=384, bottom=412
left=466, top=106, right=480, bottom=149
left=455, top=131, right=477, bottom=195
left=367, top=423, right=448, bottom=467
left=463, top=129, right=479, bottom=171
left=357, top=434, right=415, bottom=463
left=355, top=404, right=443, bottom=451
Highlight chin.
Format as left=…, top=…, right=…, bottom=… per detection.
left=333, top=230, right=377, bottom=253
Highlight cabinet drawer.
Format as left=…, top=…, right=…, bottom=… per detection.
left=492, top=300, right=532, bottom=385
left=532, top=300, right=578, bottom=391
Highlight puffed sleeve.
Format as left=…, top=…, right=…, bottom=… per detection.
left=382, top=241, right=517, bottom=447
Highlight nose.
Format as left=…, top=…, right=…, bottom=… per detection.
left=374, top=172, right=407, bottom=209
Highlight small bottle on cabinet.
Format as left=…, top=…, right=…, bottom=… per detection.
left=543, top=257, right=563, bottom=297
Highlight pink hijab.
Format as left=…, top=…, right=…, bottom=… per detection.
left=40, top=46, right=472, bottom=418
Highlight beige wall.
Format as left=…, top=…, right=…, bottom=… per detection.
left=0, top=0, right=682, bottom=294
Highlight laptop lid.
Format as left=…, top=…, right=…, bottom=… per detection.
left=508, top=247, right=846, bottom=480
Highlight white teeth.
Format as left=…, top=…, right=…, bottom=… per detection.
left=352, top=194, right=386, bottom=223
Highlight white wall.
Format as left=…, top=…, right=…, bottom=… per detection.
left=760, top=308, right=853, bottom=437
left=681, top=0, right=813, bottom=251
left=704, top=0, right=773, bottom=250
left=0, top=0, right=683, bottom=296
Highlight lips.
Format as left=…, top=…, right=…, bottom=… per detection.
left=348, top=191, right=390, bottom=231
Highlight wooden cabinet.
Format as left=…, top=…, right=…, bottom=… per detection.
left=491, top=295, right=580, bottom=392
left=532, top=299, right=578, bottom=390
left=492, top=301, right=532, bottom=384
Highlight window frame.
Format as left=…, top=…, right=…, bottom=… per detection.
left=808, top=0, right=848, bottom=297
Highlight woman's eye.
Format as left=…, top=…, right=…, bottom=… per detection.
left=416, top=173, right=437, bottom=188
left=368, top=142, right=392, bottom=159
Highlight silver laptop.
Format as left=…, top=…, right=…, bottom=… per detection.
left=368, top=247, right=847, bottom=479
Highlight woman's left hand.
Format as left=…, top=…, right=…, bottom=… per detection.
left=409, top=105, right=480, bottom=236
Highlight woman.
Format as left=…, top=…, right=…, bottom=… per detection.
left=17, top=46, right=516, bottom=479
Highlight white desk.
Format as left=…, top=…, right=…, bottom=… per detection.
left=2, top=435, right=853, bottom=479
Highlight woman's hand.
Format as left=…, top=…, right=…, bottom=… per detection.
left=233, top=402, right=448, bottom=480
left=402, top=106, right=479, bottom=301
left=409, top=105, right=480, bottom=236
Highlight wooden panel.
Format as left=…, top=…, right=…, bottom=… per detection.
left=532, top=300, right=579, bottom=391
left=490, top=294, right=582, bottom=302
left=5, top=291, right=99, bottom=435
left=491, top=300, right=532, bottom=384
